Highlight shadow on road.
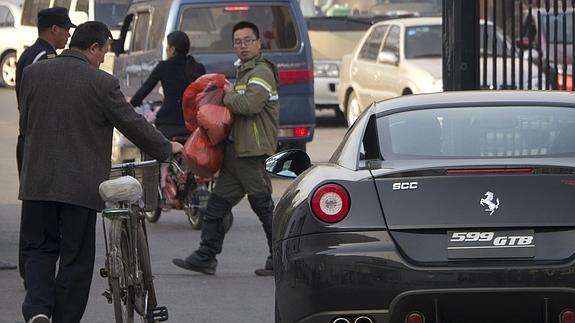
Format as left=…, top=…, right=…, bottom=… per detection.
left=315, top=109, right=347, bottom=128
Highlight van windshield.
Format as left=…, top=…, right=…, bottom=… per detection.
left=95, top=0, right=130, bottom=28
left=179, top=5, right=298, bottom=53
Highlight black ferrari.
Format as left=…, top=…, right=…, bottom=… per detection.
left=267, top=91, right=575, bottom=323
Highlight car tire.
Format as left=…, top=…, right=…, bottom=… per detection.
left=346, top=91, right=361, bottom=127
left=0, top=51, right=16, bottom=89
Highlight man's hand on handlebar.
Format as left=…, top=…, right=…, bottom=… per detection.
left=170, top=141, right=184, bottom=154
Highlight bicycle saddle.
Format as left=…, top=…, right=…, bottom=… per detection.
left=99, top=175, right=143, bottom=205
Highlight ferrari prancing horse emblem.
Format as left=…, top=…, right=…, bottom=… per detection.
left=480, top=191, right=500, bottom=215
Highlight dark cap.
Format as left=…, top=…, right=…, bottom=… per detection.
left=38, top=7, right=77, bottom=29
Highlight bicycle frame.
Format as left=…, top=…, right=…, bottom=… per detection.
left=99, top=160, right=168, bottom=323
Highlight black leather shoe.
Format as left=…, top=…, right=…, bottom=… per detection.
left=254, top=268, right=274, bottom=276
left=172, top=257, right=217, bottom=275
left=254, top=255, right=274, bottom=276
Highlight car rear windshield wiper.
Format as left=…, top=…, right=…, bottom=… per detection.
left=408, top=54, right=442, bottom=58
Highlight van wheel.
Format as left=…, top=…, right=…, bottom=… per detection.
left=346, top=91, right=361, bottom=127
left=0, top=51, right=16, bottom=89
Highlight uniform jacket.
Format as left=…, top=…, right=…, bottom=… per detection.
left=18, top=49, right=172, bottom=211
left=223, top=55, right=280, bottom=157
left=15, top=38, right=57, bottom=103
left=129, top=54, right=205, bottom=127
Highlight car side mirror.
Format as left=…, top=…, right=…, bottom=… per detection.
left=378, top=51, right=399, bottom=65
left=265, top=149, right=311, bottom=178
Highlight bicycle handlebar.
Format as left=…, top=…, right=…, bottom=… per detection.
left=111, top=159, right=159, bottom=170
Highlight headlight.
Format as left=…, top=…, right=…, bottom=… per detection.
left=314, top=62, right=339, bottom=78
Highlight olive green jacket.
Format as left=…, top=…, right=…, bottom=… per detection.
left=223, top=55, right=280, bottom=157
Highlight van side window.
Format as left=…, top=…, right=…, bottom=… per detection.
left=132, top=12, right=150, bottom=52
left=76, top=0, right=89, bottom=15
left=147, top=7, right=168, bottom=51
left=21, top=0, right=50, bottom=26
left=53, top=0, right=71, bottom=10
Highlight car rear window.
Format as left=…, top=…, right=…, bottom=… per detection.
left=178, top=5, right=298, bottom=53
left=405, top=25, right=442, bottom=58
left=377, top=106, right=575, bottom=159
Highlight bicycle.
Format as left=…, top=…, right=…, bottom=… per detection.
left=145, top=140, right=234, bottom=232
left=98, top=160, right=169, bottom=323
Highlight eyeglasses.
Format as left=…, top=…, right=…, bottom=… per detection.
left=233, top=38, right=258, bottom=47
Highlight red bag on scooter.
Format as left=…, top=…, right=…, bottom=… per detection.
left=196, top=104, right=234, bottom=145
left=183, top=128, right=224, bottom=177
left=182, top=73, right=229, bottom=132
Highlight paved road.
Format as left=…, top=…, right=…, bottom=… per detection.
left=0, top=88, right=347, bottom=323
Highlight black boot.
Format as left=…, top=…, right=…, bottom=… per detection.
left=173, top=193, right=232, bottom=275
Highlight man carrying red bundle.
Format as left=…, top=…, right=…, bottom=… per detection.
left=173, top=20, right=279, bottom=276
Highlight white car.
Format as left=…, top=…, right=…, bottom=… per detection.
left=338, top=17, right=544, bottom=126
left=0, top=0, right=22, bottom=88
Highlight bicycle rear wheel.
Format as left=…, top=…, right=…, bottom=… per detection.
left=135, top=222, right=158, bottom=317
left=145, top=188, right=162, bottom=223
left=108, top=219, right=135, bottom=323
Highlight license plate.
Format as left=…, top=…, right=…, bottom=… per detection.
left=447, top=229, right=535, bottom=259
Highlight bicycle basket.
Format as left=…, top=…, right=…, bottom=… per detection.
left=109, top=161, right=159, bottom=212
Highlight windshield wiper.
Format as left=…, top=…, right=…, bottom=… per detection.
left=409, top=54, right=442, bottom=58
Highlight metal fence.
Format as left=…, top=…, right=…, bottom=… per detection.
left=479, top=0, right=574, bottom=91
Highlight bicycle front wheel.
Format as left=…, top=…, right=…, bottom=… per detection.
left=108, top=219, right=135, bottom=323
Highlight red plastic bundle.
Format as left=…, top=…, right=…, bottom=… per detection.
left=183, top=128, right=224, bottom=177
left=196, top=104, right=234, bottom=145
left=182, top=73, right=229, bottom=132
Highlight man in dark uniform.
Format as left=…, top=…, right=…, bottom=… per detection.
left=13, top=6, right=75, bottom=280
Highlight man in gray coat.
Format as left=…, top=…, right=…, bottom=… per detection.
left=18, top=21, right=182, bottom=323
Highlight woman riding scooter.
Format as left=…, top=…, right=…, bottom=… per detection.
left=130, top=31, right=232, bottom=231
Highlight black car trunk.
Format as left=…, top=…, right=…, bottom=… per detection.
left=370, top=163, right=575, bottom=263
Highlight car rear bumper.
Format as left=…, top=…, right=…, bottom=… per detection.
left=314, top=76, right=339, bottom=106
left=275, top=230, right=575, bottom=323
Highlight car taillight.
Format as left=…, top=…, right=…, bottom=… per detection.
left=311, top=183, right=350, bottom=223
left=224, top=5, right=249, bottom=11
left=278, top=127, right=311, bottom=139
left=557, top=73, right=573, bottom=91
left=405, top=311, right=425, bottom=323
left=293, top=127, right=309, bottom=137
left=279, top=69, right=313, bottom=86
left=560, top=309, right=575, bottom=323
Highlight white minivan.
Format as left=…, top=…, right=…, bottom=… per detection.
left=17, top=0, right=130, bottom=73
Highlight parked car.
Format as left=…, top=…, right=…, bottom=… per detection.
left=301, top=3, right=416, bottom=116
left=339, top=17, right=544, bottom=126
left=0, top=0, right=22, bottom=88
left=112, top=0, right=314, bottom=152
left=518, top=8, right=574, bottom=90
left=268, top=90, right=575, bottom=323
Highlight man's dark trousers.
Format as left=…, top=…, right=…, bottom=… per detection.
left=21, top=200, right=96, bottom=323
left=196, top=142, right=274, bottom=260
